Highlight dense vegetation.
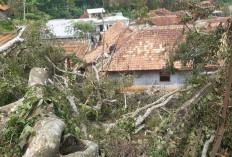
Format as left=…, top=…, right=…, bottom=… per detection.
left=0, top=0, right=232, bottom=157
left=0, top=0, right=230, bottom=20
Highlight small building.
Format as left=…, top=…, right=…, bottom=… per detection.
left=102, top=25, right=191, bottom=89
left=79, top=8, right=130, bottom=33
left=0, top=4, right=9, bottom=19
left=84, top=22, right=191, bottom=89
left=46, top=8, right=130, bottom=39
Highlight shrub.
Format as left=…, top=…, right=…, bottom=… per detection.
left=0, top=20, right=14, bottom=32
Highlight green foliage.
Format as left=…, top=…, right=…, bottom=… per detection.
left=145, top=114, right=161, bottom=129
left=0, top=89, right=45, bottom=156
left=116, top=116, right=136, bottom=140
left=25, top=12, right=50, bottom=21
left=0, top=0, right=5, bottom=5
left=0, top=20, right=15, bottom=32
left=69, top=21, right=95, bottom=39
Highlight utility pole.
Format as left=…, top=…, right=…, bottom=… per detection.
left=23, top=0, right=25, bottom=20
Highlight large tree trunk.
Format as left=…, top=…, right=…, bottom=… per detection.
left=23, top=116, right=65, bottom=157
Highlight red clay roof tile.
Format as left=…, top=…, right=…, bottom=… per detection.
left=79, top=12, right=89, bottom=19
left=84, top=21, right=133, bottom=63
left=0, top=4, right=9, bottom=11
left=103, top=26, right=185, bottom=71
left=150, top=15, right=181, bottom=26
left=0, top=33, right=17, bottom=46
left=58, top=42, right=89, bottom=57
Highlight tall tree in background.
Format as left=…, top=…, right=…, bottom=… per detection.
left=7, top=0, right=22, bottom=17
left=147, top=0, right=163, bottom=10
left=36, top=0, right=74, bottom=18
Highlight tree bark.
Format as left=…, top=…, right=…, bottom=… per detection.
left=23, top=116, right=65, bottom=157
left=202, top=135, right=215, bottom=157
left=210, top=50, right=232, bottom=157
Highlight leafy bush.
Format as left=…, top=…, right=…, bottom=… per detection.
left=25, top=13, right=40, bottom=20
left=0, top=20, right=15, bottom=32
left=25, top=12, right=50, bottom=21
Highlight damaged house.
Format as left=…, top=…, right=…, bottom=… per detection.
left=46, top=8, right=130, bottom=57
left=102, top=25, right=191, bottom=89
left=85, top=21, right=218, bottom=89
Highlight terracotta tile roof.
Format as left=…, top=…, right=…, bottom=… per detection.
left=60, top=42, right=89, bottom=57
left=0, top=4, right=9, bottom=11
left=201, top=1, right=212, bottom=5
left=84, top=21, right=133, bottom=63
left=0, top=33, right=17, bottom=46
left=149, top=8, right=173, bottom=16
left=103, top=26, right=185, bottom=71
left=196, top=17, right=231, bottom=28
left=79, top=12, right=89, bottom=19
left=150, top=15, right=181, bottom=26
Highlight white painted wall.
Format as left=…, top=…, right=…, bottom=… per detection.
left=107, top=70, right=192, bottom=87
left=0, top=11, right=7, bottom=19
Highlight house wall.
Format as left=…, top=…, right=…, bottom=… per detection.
left=0, top=10, right=6, bottom=19
left=107, top=70, right=191, bottom=87
left=95, top=20, right=130, bottom=32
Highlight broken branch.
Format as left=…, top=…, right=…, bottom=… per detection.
left=0, top=26, right=26, bottom=53
left=131, top=86, right=192, bottom=117
left=202, top=134, right=215, bottom=157
left=45, top=56, right=86, bottom=78
left=135, top=95, right=173, bottom=127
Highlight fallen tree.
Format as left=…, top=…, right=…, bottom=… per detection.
left=0, top=26, right=26, bottom=53
left=0, top=67, right=99, bottom=157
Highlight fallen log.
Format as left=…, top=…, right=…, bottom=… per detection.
left=23, top=116, right=65, bottom=157
left=0, top=26, right=26, bottom=53
left=60, top=138, right=98, bottom=157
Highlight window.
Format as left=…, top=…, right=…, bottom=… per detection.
left=99, top=25, right=104, bottom=31
left=160, top=72, right=170, bottom=82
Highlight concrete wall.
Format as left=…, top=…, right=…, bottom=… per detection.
left=95, top=20, right=130, bottom=32
left=107, top=70, right=191, bottom=87
left=0, top=11, right=7, bottom=20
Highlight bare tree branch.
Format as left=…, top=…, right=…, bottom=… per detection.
left=202, top=134, right=215, bottom=157
left=44, top=55, right=86, bottom=78
left=135, top=95, right=173, bottom=127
